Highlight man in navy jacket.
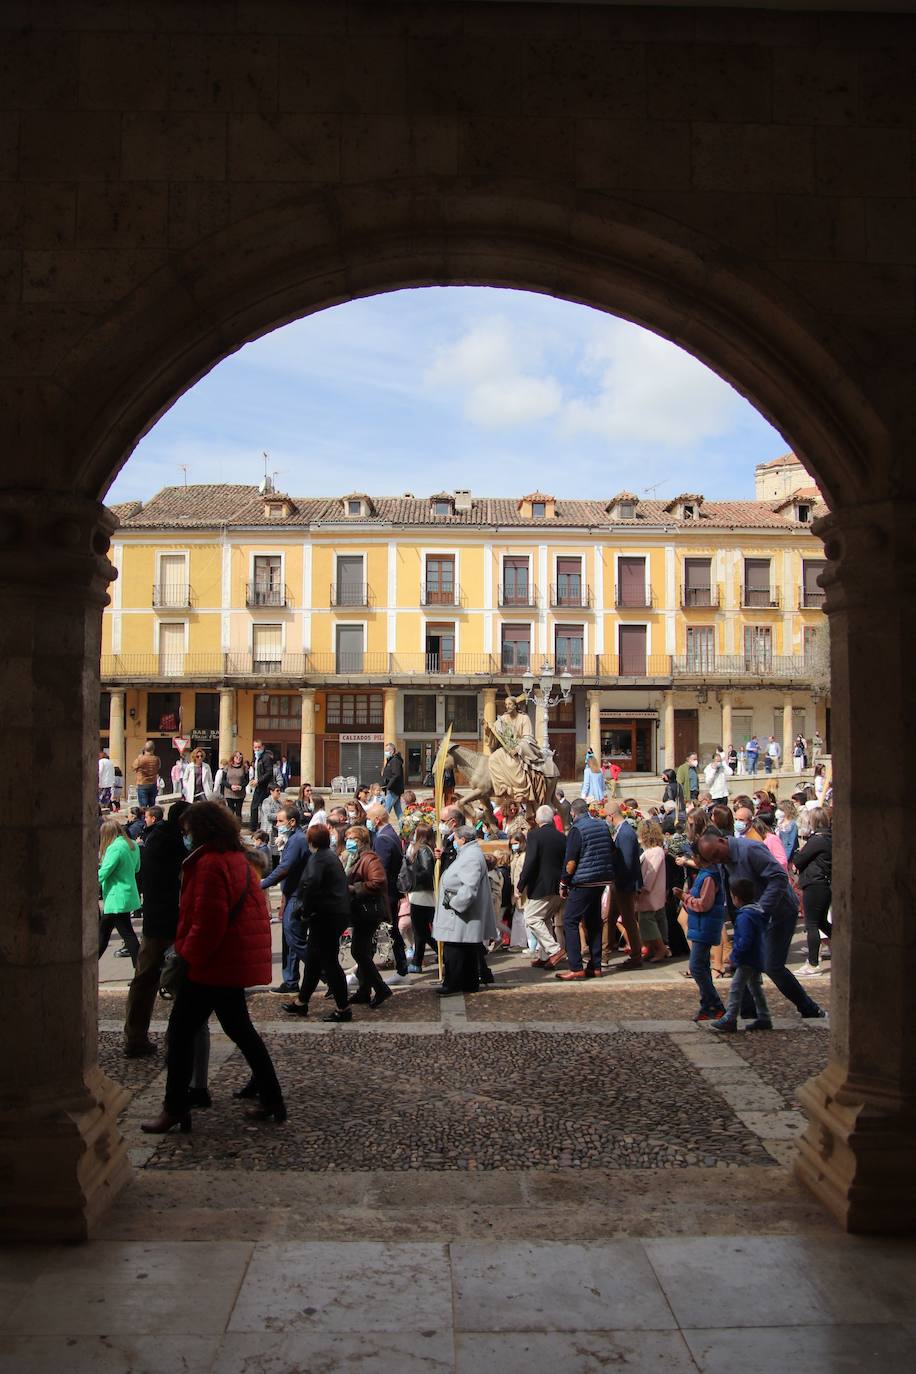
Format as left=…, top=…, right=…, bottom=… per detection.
left=367, top=802, right=408, bottom=976
left=556, top=799, right=615, bottom=980
left=606, top=800, right=644, bottom=970
left=262, top=805, right=310, bottom=992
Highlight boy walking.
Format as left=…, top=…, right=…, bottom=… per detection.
left=712, top=877, right=773, bottom=1032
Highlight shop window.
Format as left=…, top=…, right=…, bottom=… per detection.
left=404, top=693, right=437, bottom=732
left=444, top=694, right=477, bottom=733
left=325, top=692, right=383, bottom=729
left=147, top=690, right=181, bottom=734
left=194, top=692, right=220, bottom=732
left=254, top=693, right=302, bottom=732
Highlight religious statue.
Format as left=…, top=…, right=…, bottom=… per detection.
left=485, top=692, right=553, bottom=808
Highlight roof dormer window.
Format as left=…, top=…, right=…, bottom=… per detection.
left=342, top=492, right=375, bottom=518
left=433, top=499, right=452, bottom=516
left=682, top=504, right=695, bottom=521
left=531, top=501, right=546, bottom=519
left=347, top=499, right=362, bottom=517
left=797, top=503, right=810, bottom=524
left=665, top=493, right=704, bottom=522
left=520, top=492, right=555, bottom=520
left=617, top=501, right=636, bottom=519
left=263, top=494, right=294, bottom=520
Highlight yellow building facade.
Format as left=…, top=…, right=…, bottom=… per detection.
left=101, top=481, right=829, bottom=788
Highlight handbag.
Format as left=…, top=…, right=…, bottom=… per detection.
left=158, top=862, right=253, bottom=997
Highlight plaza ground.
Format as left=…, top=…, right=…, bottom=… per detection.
left=2, top=933, right=911, bottom=1372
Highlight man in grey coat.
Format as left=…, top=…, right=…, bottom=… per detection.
left=432, top=827, right=498, bottom=995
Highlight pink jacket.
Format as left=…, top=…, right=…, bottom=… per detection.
left=637, top=847, right=667, bottom=911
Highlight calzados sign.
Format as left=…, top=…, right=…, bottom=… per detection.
left=339, top=733, right=384, bottom=744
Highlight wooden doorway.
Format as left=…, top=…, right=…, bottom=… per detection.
left=674, top=709, right=699, bottom=762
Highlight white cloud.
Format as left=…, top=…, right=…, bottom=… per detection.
left=561, top=319, right=741, bottom=446
left=425, top=317, right=562, bottom=428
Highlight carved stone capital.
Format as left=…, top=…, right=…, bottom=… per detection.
left=813, top=500, right=916, bottom=615
left=0, top=490, right=117, bottom=605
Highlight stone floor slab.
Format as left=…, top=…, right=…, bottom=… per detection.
left=212, top=1328, right=455, bottom=1372
left=227, top=1241, right=452, bottom=1334
left=0, top=1334, right=220, bottom=1374
left=451, top=1241, right=677, bottom=1332
left=683, top=1322, right=916, bottom=1372
left=645, top=1236, right=905, bottom=1330
left=456, top=1329, right=698, bottom=1372
left=1, top=1276, right=243, bottom=1336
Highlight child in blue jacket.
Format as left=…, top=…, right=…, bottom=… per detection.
left=712, top=877, right=773, bottom=1033
left=675, top=862, right=726, bottom=1022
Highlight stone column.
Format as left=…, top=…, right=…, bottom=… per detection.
left=383, top=687, right=397, bottom=752
left=534, top=696, right=549, bottom=750
left=107, top=688, right=125, bottom=772
left=0, top=492, right=130, bottom=1241
left=721, top=692, right=733, bottom=761
left=795, top=503, right=916, bottom=1232
left=782, top=693, right=795, bottom=772
left=218, top=686, right=235, bottom=764
left=482, top=687, right=497, bottom=754
left=300, top=688, right=316, bottom=785
left=663, top=690, right=675, bottom=770
left=587, top=689, right=602, bottom=758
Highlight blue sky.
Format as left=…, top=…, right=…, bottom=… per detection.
left=109, top=287, right=786, bottom=505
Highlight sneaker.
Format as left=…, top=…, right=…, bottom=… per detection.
left=801, top=1006, right=827, bottom=1020
left=113, top=944, right=132, bottom=958
left=746, top=1018, right=774, bottom=1031
left=693, top=1009, right=726, bottom=1022
left=796, top=962, right=824, bottom=978
left=710, top=1017, right=737, bottom=1033
left=406, top=963, right=422, bottom=974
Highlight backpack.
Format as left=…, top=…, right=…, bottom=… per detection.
left=396, top=854, right=413, bottom=895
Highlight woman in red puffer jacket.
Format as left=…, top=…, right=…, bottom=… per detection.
left=141, top=802, right=284, bottom=1134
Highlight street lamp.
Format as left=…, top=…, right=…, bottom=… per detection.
left=518, top=662, right=574, bottom=743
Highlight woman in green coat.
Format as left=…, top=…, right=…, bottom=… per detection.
left=98, top=819, right=141, bottom=966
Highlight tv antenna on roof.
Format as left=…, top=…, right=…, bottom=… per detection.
left=643, top=479, right=668, bottom=497
left=178, top=464, right=189, bottom=487
left=259, top=451, right=275, bottom=495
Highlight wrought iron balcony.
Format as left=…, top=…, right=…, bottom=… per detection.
left=742, top=587, right=781, bottom=609
left=330, top=582, right=373, bottom=608
left=550, top=583, right=593, bottom=609
left=498, top=584, right=539, bottom=609
left=421, top=583, right=463, bottom=607
left=615, top=584, right=654, bottom=609
left=246, top=582, right=290, bottom=608
left=672, top=653, right=814, bottom=681
left=801, top=588, right=826, bottom=609
left=152, top=583, right=195, bottom=609
left=681, top=585, right=719, bottom=608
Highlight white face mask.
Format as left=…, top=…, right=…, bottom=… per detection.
left=775, top=810, right=785, bottom=822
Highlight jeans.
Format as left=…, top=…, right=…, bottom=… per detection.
left=137, top=783, right=159, bottom=808
left=98, top=911, right=139, bottom=965
left=409, top=901, right=436, bottom=966
left=385, top=791, right=403, bottom=818
left=563, top=887, right=603, bottom=972
left=163, top=979, right=282, bottom=1113
left=803, top=882, right=832, bottom=965
left=282, top=898, right=308, bottom=986
left=298, top=917, right=349, bottom=1010
left=124, top=934, right=171, bottom=1047
left=747, top=753, right=758, bottom=775
left=689, top=941, right=725, bottom=1014
left=724, top=965, right=771, bottom=1022
left=763, top=908, right=820, bottom=1014
left=351, top=920, right=388, bottom=997
left=249, top=783, right=268, bottom=829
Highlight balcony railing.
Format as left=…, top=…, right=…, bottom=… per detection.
left=550, top=583, right=593, bottom=609
left=152, top=583, right=195, bottom=609
left=672, top=653, right=814, bottom=681
left=246, top=582, right=289, bottom=608
left=802, top=588, right=826, bottom=609
left=615, top=584, right=654, bottom=609
left=681, top=585, right=719, bottom=608
left=330, top=582, right=373, bottom=608
left=742, top=587, right=781, bottom=609
left=421, top=583, right=463, bottom=607
left=396, top=653, right=498, bottom=676
left=498, top=584, right=539, bottom=608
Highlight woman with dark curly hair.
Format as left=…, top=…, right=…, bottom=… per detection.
left=141, top=801, right=284, bottom=1134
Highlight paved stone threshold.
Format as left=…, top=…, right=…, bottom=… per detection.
left=107, top=1018, right=828, bottom=1176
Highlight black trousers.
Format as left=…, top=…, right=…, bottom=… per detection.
left=803, top=881, right=832, bottom=964
left=389, top=901, right=408, bottom=973
left=164, top=980, right=282, bottom=1113
left=98, top=911, right=140, bottom=965
left=226, top=796, right=243, bottom=818
left=409, top=901, right=435, bottom=966
left=351, top=921, right=388, bottom=997
left=298, top=918, right=349, bottom=1009
left=249, top=782, right=269, bottom=829
left=443, top=942, right=479, bottom=992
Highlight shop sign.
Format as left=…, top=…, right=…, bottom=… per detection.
left=599, top=710, right=658, bottom=720
left=340, top=733, right=384, bottom=744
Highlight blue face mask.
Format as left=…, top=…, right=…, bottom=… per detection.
left=183, top=834, right=194, bottom=851
left=345, top=838, right=359, bottom=854
left=366, top=820, right=376, bottom=833
left=277, top=824, right=290, bottom=837
left=735, top=819, right=748, bottom=835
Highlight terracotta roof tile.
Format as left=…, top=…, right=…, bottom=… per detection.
left=113, top=485, right=826, bottom=533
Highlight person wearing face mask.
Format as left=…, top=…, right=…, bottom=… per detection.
left=380, top=742, right=406, bottom=819
left=261, top=806, right=311, bottom=993
left=734, top=806, right=788, bottom=869
left=345, top=825, right=393, bottom=1007
left=437, top=806, right=465, bottom=873
left=259, top=782, right=284, bottom=845
left=433, top=826, right=497, bottom=994
left=281, top=824, right=352, bottom=1022
left=405, top=823, right=436, bottom=972
left=366, top=801, right=409, bottom=977
left=122, top=799, right=191, bottom=1058
left=775, top=799, right=799, bottom=863
left=703, top=749, right=733, bottom=805
left=249, top=740, right=275, bottom=829
left=515, top=805, right=567, bottom=968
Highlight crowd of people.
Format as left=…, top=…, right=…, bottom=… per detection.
left=96, top=734, right=832, bottom=1134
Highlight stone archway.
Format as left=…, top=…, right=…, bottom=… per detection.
left=1, top=180, right=911, bottom=1239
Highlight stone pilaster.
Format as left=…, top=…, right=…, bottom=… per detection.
left=481, top=688, right=497, bottom=755
left=107, top=688, right=125, bottom=773
left=0, top=491, right=131, bottom=1241
left=795, top=502, right=916, bottom=1232
left=782, top=694, right=795, bottom=772
left=299, top=688, right=316, bottom=786
left=587, top=689, right=602, bottom=758
left=663, top=690, right=675, bottom=770
left=383, top=687, right=397, bottom=755
left=218, top=686, right=235, bottom=764
left=720, top=692, right=733, bottom=763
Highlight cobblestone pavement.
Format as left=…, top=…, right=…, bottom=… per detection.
left=143, top=1029, right=774, bottom=1173
left=731, top=1030, right=829, bottom=1110
left=97, top=1030, right=163, bottom=1093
